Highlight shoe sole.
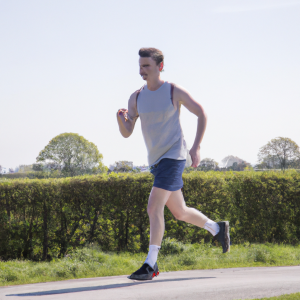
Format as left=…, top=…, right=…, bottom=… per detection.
left=128, top=264, right=159, bottom=281
left=128, top=271, right=159, bottom=281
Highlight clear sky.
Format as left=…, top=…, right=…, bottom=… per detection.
left=1, top=0, right=300, bottom=169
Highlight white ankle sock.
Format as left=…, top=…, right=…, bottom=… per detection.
left=204, top=219, right=220, bottom=236
left=144, top=245, right=160, bottom=268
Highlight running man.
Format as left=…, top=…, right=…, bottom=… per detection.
left=117, top=48, right=230, bottom=281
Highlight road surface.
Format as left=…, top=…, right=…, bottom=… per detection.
left=1, top=266, right=300, bottom=300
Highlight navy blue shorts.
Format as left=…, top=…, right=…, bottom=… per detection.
left=150, top=158, right=186, bottom=192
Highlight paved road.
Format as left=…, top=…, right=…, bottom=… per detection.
left=1, top=266, right=300, bottom=300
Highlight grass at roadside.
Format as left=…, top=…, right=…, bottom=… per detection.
left=1, top=240, right=300, bottom=286
left=241, top=292, right=300, bottom=299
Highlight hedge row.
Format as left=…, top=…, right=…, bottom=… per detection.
left=0, top=173, right=45, bottom=180
left=0, top=171, right=300, bottom=260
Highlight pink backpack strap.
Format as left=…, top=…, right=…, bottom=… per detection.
left=170, top=83, right=175, bottom=106
left=132, top=86, right=144, bottom=119
left=136, top=85, right=144, bottom=102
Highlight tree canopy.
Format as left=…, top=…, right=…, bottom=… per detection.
left=36, top=133, right=106, bottom=176
left=184, top=158, right=219, bottom=173
left=198, top=158, right=218, bottom=171
left=258, top=137, right=300, bottom=170
left=109, top=161, right=137, bottom=173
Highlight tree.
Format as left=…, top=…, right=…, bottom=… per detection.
left=219, top=155, right=247, bottom=169
left=109, top=161, right=134, bottom=173
left=32, top=163, right=44, bottom=171
left=291, top=157, right=300, bottom=169
left=227, top=161, right=250, bottom=171
left=258, top=137, right=300, bottom=170
left=36, top=133, right=106, bottom=176
left=198, top=158, right=218, bottom=171
left=184, top=158, right=219, bottom=173
left=17, top=165, right=33, bottom=172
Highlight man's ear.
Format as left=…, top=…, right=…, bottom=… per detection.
left=159, top=62, right=163, bottom=72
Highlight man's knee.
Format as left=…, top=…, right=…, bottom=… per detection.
left=173, top=208, right=187, bottom=221
left=147, top=205, right=153, bottom=216
left=147, top=204, right=161, bottom=217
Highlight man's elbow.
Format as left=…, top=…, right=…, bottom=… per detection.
left=123, top=132, right=131, bottom=138
left=198, top=109, right=207, bottom=121
left=120, top=128, right=133, bottom=138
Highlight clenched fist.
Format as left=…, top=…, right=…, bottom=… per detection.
left=117, top=108, right=128, bottom=122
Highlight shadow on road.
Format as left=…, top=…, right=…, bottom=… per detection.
left=7, top=276, right=216, bottom=296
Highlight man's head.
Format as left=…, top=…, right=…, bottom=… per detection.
left=139, top=48, right=164, bottom=81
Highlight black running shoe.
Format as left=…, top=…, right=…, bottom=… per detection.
left=128, top=262, right=159, bottom=280
left=215, top=221, right=230, bottom=253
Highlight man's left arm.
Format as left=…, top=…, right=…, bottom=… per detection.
left=174, top=86, right=207, bottom=168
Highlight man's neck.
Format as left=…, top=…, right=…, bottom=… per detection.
left=146, top=78, right=165, bottom=91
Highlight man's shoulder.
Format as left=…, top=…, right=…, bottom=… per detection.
left=130, top=86, right=144, bottom=98
left=128, top=86, right=144, bottom=104
left=170, top=83, right=186, bottom=92
left=170, top=83, right=189, bottom=98
left=127, top=86, right=144, bottom=113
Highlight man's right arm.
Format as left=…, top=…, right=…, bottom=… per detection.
left=116, top=91, right=139, bottom=138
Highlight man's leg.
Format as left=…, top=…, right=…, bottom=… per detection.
left=129, top=187, right=171, bottom=280
left=143, top=187, right=171, bottom=268
left=166, top=189, right=230, bottom=252
left=129, top=188, right=229, bottom=280
left=166, top=189, right=209, bottom=228
left=147, top=187, right=172, bottom=246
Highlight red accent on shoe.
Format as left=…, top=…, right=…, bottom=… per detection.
left=152, top=272, right=155, bottom=278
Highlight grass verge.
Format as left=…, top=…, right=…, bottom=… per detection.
left=241, top=293, right=300, bottom=299
left=1, top=240, right=300, bottom=286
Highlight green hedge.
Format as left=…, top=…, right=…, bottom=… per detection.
left=0, top=171, right=300, bottom=260
left=0, top=172, right=52, bottom=180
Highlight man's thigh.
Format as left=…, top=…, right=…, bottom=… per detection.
left=165, top=189, right=186, bottom=217
left=148, top=187, right=172, bottom=211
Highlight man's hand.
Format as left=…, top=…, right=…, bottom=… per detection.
left=117, top=108, right=128, bottom=122
left=116, top=91, right=139, bottom=138
left=116, top=108, right=132, bottom=138
left=189, top=146, right=200, bottom=168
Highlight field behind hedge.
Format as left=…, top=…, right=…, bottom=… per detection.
left=0, top=170, right=300, bottom=261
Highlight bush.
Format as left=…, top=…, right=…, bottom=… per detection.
left=160, top=238, right=186, bottom=255
left=0, top=170, right=299, bottom=261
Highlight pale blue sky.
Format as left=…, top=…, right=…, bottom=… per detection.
left=1, top=0, right=300, bottom=169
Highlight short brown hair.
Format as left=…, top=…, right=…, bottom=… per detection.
left=138, top=48, right=164, bottom=66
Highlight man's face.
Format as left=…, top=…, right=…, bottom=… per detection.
left=139, top=57, right=160, bottom=81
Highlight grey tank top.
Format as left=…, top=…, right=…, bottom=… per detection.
left=136, top=81, right=188, bottom=167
